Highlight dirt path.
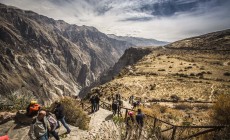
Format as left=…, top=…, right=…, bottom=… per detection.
left=58, top=108, right=120, bottom=140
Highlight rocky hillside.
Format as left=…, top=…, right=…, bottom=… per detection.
left=92, top=29, right=230, bottom=102
left=0, top=3, right=133, bottom=105
left=165, top=29, right=230, bottom=50
left=79, top=47, right=153, bottom=97
left=108, top=34, right=169, bottom=47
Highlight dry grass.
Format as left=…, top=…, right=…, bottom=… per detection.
left=50, top=97, right=90, bottom=130
left=212, top=94, right=230, bottom=125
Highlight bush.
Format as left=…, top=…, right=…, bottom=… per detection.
left=170, top=95, right=180, bottom=102
left=174, top=103, right=193, bottom=110
left=212, top=94, right=230, bottom=125
left=158, top=69, right=165, bottom=71
left=51, top=97, right=90, bottom=130
left=224, top=72, right=230, bottom=76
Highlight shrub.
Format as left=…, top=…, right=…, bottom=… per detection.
left=160, top=106, right=167, bottom=113
left=212, top=94, right=230, bottom=125
left=158, top=69, right=165, bottom=71
left=51, top=97, right=90, bottom=130
left=170, top=95, right=180, bottom=102
left=174, top=103, right=193, bottom=110
left=224, top=72, right=230, bottom=76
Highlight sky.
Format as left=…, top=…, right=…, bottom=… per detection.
left=0, top=0, right=230, bottom=42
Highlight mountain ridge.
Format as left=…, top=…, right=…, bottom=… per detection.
left=0, top=3, right=133, bottom=104
left=107, top=34, right=169, bottom=47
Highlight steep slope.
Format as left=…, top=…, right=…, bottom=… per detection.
left=0, top=3, right=133, bottom=104
left=93, top=29, right=230, bottom=101
left=79, top=47, right=153, bottom=97
left=108, top=34, right=169, bottom=47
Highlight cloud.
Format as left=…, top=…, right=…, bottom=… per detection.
left=0, top=0, right=230, bottom=42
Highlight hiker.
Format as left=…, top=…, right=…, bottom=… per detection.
left=117, top=99, right=123, bottom=117
left=47, top=112, right=60, bottom=140
left=125, top=111, right=135, bottom=139
left=54, top=101, right=71, bottom=134
left=28, top=110, right=50, bottom=140
left=90, top=95, right=96, bottom=113
left=112, top=100, right=118, bottom=116
left=95, top=94, right=100, bottom=111
left=132, top=101, right=137, bottom=109
left=26, top=100, right=41, bottom=117
left=115, top=93, right=121, bottom=100
left=136, top=109, right=145, bottom=137
left=129, top=95, right=134, bottom=104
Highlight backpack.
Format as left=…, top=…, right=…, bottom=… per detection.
left=47, top=115, right=58, bottom=131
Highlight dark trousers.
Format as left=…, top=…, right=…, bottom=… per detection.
left=91, top=103, right=97, bottom=113
left=96, top=102, right=100, bottom=111
left=49, top=131, right=60, bottom=140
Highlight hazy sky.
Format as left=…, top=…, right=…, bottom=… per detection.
left=1, top=0, right=230, bottom=42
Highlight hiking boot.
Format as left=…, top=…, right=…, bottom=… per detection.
left=66, top=130, right=71, bottom=134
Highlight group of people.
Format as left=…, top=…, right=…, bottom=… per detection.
left=89, top=94, right=100, bottom=113
left=129, top=95, right=141, bottom=109
left=111, top=93, right=123, bottom=116
left=126, top=109, right=145, bottom=139
left=26, top=101, right=71, bottom=140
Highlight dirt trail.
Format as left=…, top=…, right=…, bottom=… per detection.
left=53, top=108, right=120, bottom=140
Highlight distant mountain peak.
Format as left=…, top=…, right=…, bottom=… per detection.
left=107, top=34, right=169, bottom=47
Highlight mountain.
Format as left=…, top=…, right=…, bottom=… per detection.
left=0, top=3, right=133, bottom=105
left=107, top=34, right=169, bottom=47
left=165, top=29, right=230, bottom=50
left=87, top=29, right=230, bottom=126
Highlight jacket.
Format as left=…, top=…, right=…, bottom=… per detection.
left=54, top=104, right=64, bottom=120
left=28, top=116, right=50, bottom=140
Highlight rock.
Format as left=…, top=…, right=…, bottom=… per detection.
left=0, top=112, right=16, bottom=125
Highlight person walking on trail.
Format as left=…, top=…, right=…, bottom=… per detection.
left=129, top=95, right=134, bottom=104
left=95, top=94, right=100, bottom=111
left=112, top=100, right=118, bottom=116
left=125, top=111, right=135, bottom=139
left=47, top=112, right=60, bottom=140
left=132, top=101, right=137, bottom=109
left=115, top=93, right=121, bottom=100
left=54, top=101, right=71, bottom=134
left=28, top=110, right=51, bottom=140
left=90, top=95, right=96, bottom=113
left=117, top=99, right=123, bottom=117
left=26, top=100, right=41, bottom=117
left=136, top=109, right=145, bottom=138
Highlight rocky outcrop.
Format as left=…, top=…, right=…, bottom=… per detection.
left=0, top=3, right=133, bottom=104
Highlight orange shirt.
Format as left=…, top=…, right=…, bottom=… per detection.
left=29, top=104, right=40, bottom=113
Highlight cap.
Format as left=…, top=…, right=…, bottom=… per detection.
left=30, top=100, right=37, bottom=104
left=128, top=111, right=134, bottom=116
